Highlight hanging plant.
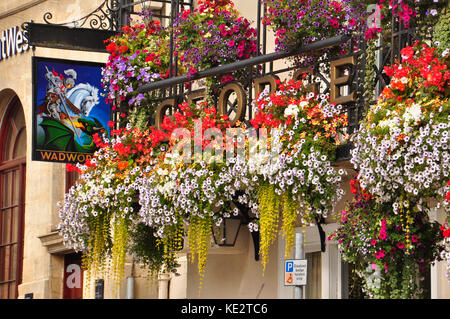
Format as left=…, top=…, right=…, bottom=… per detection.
left=361, top=0, right=446, bottom=41
left=58, top=123, right=168, bottom=285
left=248, top=79, right=349, bottom=270
left=137, top=100, right=259, bottom=286
left=174, top=0, right=258, bottom=91
left=263, top=0, right=366, bottom=66
left=350, top=42, right=450, bottom=286
left=329, top=178, right=444, bottom=298
left=351, top=42, right=450, bottom=212
left=102, top=10, right=177, bottom=127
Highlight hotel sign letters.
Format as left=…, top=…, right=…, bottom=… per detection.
left=154, top=56, right=356, bottom=129
left=0, top=26, right=30, bottom=61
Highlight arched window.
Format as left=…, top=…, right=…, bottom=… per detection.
left=0, top=95, right=26, bottom=299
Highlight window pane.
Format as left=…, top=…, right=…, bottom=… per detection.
left=10, top=244, right=17, bottom=280
left=11, top=207, right=18, bottom=244
left=1, top=209, right=11, bottom=244
left=1, top=245, right=10, bottom=282
left=13, top=129, right=26, bottom=159
left=13, top=170, right=19, bottom=206
left=0, top=283, right=8, bottom=299
left=3, top=172, right=12, bottom=208
left=9, top=282, right=16, bottom=299
left=4, top=128, right=13, bottom=161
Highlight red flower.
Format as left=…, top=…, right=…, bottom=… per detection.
left=117, top=161, right=129, bottom=170
left=400, top=46, right=414, bottom=60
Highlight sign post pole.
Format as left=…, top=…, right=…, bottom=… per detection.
left=294, top=232, right=304, bottom=299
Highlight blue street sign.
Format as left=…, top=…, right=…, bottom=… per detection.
left=286, top=261, right=294, bottom=273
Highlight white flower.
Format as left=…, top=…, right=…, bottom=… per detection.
left=284, top=104, right=299, bottom=117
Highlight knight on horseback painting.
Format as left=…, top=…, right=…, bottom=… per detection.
left=33, top=58, right=111, bottom=163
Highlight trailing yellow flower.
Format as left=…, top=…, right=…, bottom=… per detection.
left=110, top=216, right=129, bottom=288
left=281, top=192, right=298, bottom=258
left=187, top=214, right=213, bottom=290
left=258, top=182, right=280, bottom=273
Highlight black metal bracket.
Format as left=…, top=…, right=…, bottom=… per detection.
left=315, top=216, right=326, bottom=253
left=232, top=194, right=260, bottom=261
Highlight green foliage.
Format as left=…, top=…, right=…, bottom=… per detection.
left=434, top=3, right=450, bottom=54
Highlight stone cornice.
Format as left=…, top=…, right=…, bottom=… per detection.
left=38, top=230, right=74, bottom=254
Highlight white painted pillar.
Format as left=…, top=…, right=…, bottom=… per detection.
left=158, top=273, right=171, bottom=299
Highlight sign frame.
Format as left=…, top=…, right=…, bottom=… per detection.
left=32, top=56, right=111, bottom=164
left=284, top=259, right=307, bottom=286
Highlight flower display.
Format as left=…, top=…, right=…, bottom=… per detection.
left=441, top=222, right=450, bottom=282
left=330, top=178, right=444, bottom=298
left=56, top=0, right=450, bottom=294
left=345, top=42, right=450, bottom=294
left=363, top=0, right=446, bottom=41
left=102, top=11, right=175, bottom=126
left=248, top=79, right=349, bottom=269
left=137, top=101, right=258, bottom=284
left=175, top=0, right=258, bottom=88
left=263, top=0, right=365, bottom=65
left=351, top=42, right=450, bottom=212
left=58, top=123, right=169, bottom=283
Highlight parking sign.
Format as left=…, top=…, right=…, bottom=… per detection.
left=284, top=259, right=307, bottom=286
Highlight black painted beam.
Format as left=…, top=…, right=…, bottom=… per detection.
left=22, top=22, right=119, bottom=53
left=137, top=34, right=351, bottom=93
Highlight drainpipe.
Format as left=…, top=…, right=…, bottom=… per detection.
left=126, top=258, right=135, bottom=299
left=158, top=273, right=171, bottom=299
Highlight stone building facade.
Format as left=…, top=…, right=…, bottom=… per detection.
left=0, top=0, right=448, bottom=299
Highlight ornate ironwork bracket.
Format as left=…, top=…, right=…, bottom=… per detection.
left=42, top=0, right=121, bottom=31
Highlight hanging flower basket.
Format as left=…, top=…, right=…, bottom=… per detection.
left=263, top=0, right=365, bottom=66
left=344, top=42, right=450, bottom=294
left=58, top=124, right=169, bottom=284
left=137, top=101, right=258, bottom=286
left=351, top=42, right=450, bottom=212
left=174, top=0, right=258, bottom=89
left=102, top=11, right=177, bottom=126
left=329, top=178, right=444, bottom=298
left=248, top=79, right=349, bottom=270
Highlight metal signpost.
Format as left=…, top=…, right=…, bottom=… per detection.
left=285, top=233, right=307, bottom=299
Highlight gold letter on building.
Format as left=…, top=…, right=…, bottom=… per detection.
left=330, top=56, right=355, bottom=105
left=217, top=82, right=246, bottom=126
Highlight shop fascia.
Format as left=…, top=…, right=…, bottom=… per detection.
left=0, top=25, right=30, bottom=61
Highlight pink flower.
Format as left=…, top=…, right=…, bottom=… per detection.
left=411, top=235, right=418, bottom=243
left=370, top=239, right=377, bottom=246
left=375, top=249, right=385, bottom=259
left=228, top=40, right=235, bottom=47
left=397, top=242, right=405, bottom=249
